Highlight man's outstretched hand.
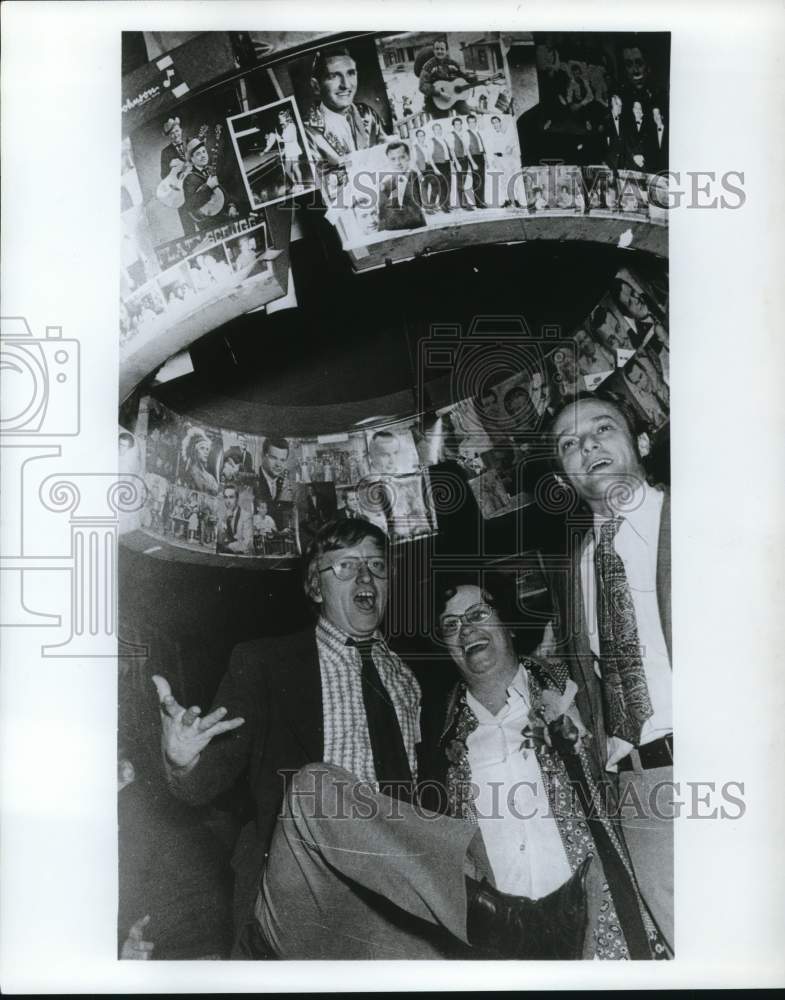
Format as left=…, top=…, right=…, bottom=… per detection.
left=152, top=675, right=244, bottom=769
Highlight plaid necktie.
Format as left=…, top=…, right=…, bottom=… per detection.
left=594, top=517, right=654, bottom=745
left=347, top=637, right=413, bottom=801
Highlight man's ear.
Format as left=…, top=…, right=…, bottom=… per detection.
left=305, top=563, right=323, bottom=604
left=637, top=432, right=651, bottom=458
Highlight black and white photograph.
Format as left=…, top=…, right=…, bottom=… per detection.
left=223, top=222, right=269, bottom=280
left=227, top=97, right=317, bottom=210
left=4, top=4, right=785, bottom=994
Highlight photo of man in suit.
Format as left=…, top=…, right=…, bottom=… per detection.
left=450, top=117, right=476, bottom=211
left=624, top=100, right=648, bottom=171
left=545, top=391, right=673, bottom=955
left=603, top=93, right=626, bottom=170
left=646, top=106, right=668, bottom=172
left=378, top=142, right=426, bottom=232
left=257, top=436, right=292, bottom=530
left=216, top=484, right=254, bottom=555
left=427, top=121, right=455, bottom=212
left=464, top=114, right=487, bottom=209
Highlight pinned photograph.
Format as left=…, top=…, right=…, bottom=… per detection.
left=223, top=222, right=269, bottom=280
left=185, top=242, right=234, bottom=292
left=156, top=261, right=198, bottom=310
left=228, top=97, right=317, bottom=209
left=123, top=279, right=167, bottom=340
left=365, top=424, right=421, bottom=476
left=606, top=344, right=670, bottom=431
left=176, top=425, right=223, bottom=496
left=215, top=482, right=257, bottom=556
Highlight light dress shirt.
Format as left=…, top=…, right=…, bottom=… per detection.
left=466, top=665, right=572, bottom=898
left=579, top=484, right=672, bottom=769
left=317, top=616, right=421, bottom=787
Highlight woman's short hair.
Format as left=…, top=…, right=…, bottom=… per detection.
left=433, top=571, right=518, bottom=633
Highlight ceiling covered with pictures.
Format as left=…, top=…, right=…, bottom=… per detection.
left=120, top=29, right=670, bottom=562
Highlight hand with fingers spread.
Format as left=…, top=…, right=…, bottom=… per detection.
left=120, top=914, right=155, bottom=960
left=152, top=675, right=245, bottom=770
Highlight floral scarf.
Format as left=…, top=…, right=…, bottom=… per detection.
left=440, top=657, right=668, bottom=961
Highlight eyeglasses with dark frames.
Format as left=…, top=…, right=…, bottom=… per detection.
left=438, top=602, right=495, bottom=638
left=319, top=555, right=388, bottom=581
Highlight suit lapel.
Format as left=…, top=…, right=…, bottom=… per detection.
left=273, top=628, right=324, bottom=762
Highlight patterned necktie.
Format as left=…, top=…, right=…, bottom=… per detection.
left=594, top=517, right=654, bottom=745
left=347, top=637, right=413, bottom=801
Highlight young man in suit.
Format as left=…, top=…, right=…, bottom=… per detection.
left=153, top=518, right=588, bottom=959
left=257, top=436, right=291, bottom=531
left=378, top=142, right=426, bottom=231
left=450, top=117, right=476, bottom=211
left=646, top=105, right=669, bottom=173
left=216, top=484, right=254, bottom=556
left=464, top=114, right=487, bottom=209
left=428, top=121, right=455, bottom=212
left=545, top=390, right=673, bottom=954
left=603, top=93, right=627, bottom=171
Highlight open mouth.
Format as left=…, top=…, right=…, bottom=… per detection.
left=587, top=457, right=612, bottom=473
left=354, top=589, right=377, bottom=612
left=462, top=637, right=490, bottom=656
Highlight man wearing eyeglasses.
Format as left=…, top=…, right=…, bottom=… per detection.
left=153, top=518, right=583, bottom=959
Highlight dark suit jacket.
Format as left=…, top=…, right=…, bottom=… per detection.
left=167, top=628, right=325, bottom=936
left=160, top=141, right=185, bottom=179
left=645, top=122, right=669, bottom=173
left=624, top=120, right=649, bottom=172
left=257, top=470, right=281, bottom=506
left=544, top=489, right=671, bottom=782
left=603, top=112, right=627, bottom=170
left=378, top=171, right=426, bottom=231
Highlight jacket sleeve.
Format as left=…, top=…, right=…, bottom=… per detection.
left=165, top=641, right=267, bottom=806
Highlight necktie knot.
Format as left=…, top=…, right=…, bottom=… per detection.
left=599, top=516, right=624, bottom=546
left=346, top=636, right=376, bottom=658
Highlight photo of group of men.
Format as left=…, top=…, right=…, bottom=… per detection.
left=521, top=32, right=669, bottom=169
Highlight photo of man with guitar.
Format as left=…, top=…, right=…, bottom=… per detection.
left=418, top=38, right=506, bottom=119
left=376, top=33, right=512, bottom=125
left=182, top=132, right=229, bottom=232
left=156, top=117, right=197, bottom=235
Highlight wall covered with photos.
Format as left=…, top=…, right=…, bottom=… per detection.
left=119, top=30, right=669, bottom=375
left=120, top=260, right=669, bottom=558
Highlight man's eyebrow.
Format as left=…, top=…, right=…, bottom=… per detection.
left=555, top=413, right=619, bottom=438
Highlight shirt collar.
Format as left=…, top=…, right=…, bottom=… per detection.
left=593, top=483, right=664, bottom=546
left=465, top=662, right=530, bottom=721
left=320, top=102, right=352, bottom=127
left=317, top=614, right=385, bottom=649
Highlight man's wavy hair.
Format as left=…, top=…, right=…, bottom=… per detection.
left=310, top=46, right=354, bottom=83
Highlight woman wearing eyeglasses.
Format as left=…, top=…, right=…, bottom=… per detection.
left=419, top=575, right=670, bottom=960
